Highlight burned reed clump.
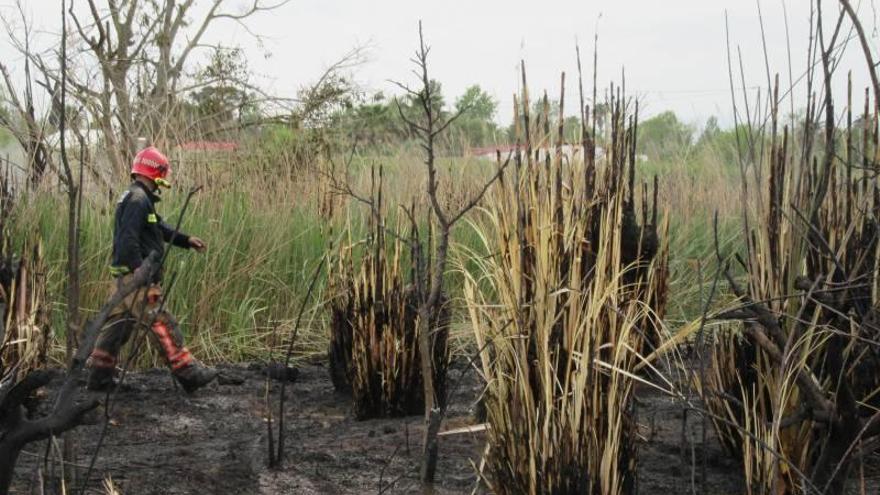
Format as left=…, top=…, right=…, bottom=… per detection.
left=463, top=70, right=668, bottom=495
left=0, top=243, right=51, bottom=379
left=703, top=72, right=880, bottom=494
left=328, top=170, right=449, bottom=420
left=1, top=167, right=51, bottom=379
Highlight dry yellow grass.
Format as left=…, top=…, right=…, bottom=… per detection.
left=462, top=79, right=669, bottom=494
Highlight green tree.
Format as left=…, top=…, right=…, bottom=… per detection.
left=695, top=117, right=752, bottom=167
left=697, top=116, right=721, bottom=146
left=450, top=85, right=498, bottom=148
left=637, top=111, right=694, bottom=160
left=186, top=47, right=255, bottom=134
left=502, top=98, right=584, bottom=145
left=339, top=92, right=404, bottom=147
left=455, top=85, right=497, bottom=121
left=397, top=79, right=446, bottom=139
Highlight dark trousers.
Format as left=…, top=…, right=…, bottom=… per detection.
left=88, top=274, right=193, bottom=374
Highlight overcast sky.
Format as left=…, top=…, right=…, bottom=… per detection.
left=1, top=0, right=877, bottom=127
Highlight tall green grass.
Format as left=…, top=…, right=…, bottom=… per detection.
left=637, top=146, right=744, bottom=324
left=10, top=179, right=336, bottom=365
left=7, top=139, right=739, bottom=365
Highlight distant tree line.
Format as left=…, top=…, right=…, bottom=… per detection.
left=319, top=82, right=783, bottom=165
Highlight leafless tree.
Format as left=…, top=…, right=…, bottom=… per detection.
left=2, top=0, right=290, bottom=172
left=391, top=23, right=511, bottom=490
left=322, top=22, right=511, bottom=491
left=0, top=3, right=55, bottom=188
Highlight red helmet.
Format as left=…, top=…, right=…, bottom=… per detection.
left=131, top=146, right=171, bottom=187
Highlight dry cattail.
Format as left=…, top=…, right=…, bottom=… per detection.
left=328, top=169, right=449, bottom=419
left=463, top=73, right=668, bottom=494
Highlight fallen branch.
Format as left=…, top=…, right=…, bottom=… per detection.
left=0, top=252, right=160, bottom=494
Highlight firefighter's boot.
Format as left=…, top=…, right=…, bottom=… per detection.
left=150, top=313, right=216, bottom=393
left=86, top=346, right=121, bottom=391
left=86, top=315, right=133, bottom=392
left=86, top=366, right=116, bottom=392
left=174, top=363, right=219, bottom=394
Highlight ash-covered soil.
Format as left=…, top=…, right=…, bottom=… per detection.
left=11, top=363, right=485, bottom=494
left=9, top=362, right=877, bottom=494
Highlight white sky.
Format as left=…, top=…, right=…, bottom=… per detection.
left=1, top=0, right=878, bottom=127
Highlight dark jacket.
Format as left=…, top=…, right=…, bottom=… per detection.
left=110, top=181, right=191, bottom=280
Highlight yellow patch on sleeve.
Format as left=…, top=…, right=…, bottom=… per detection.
left=147, top=213, right=158, bottom=223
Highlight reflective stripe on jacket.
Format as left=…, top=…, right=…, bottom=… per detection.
left=110, top=181, right=191, bottom=280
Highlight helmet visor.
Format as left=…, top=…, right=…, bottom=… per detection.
left=154, top=161, right=171, bottom=188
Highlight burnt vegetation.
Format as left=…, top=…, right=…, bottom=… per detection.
left=699, top=3, right=880, bottom=494
left=3, top=1, right=880, bottom=494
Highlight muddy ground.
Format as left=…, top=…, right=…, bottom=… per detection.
left=9, top=362, right=878, bottom=494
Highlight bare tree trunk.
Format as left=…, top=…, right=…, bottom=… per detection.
left=59, top=0, right=79, bottom=367
left=392, top=23, right=512, bottom=489
left=63, top=0, right=291, bottom=169
left=417, top=306, right=441, bottom=486
left=110, top=69, right=136, bottom=161
left=59, top=2, right=83, bottom=483
left=97, top=86, right=124, bottom=171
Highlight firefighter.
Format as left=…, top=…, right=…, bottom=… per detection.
left=86, top=146, right=217, bottom=393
